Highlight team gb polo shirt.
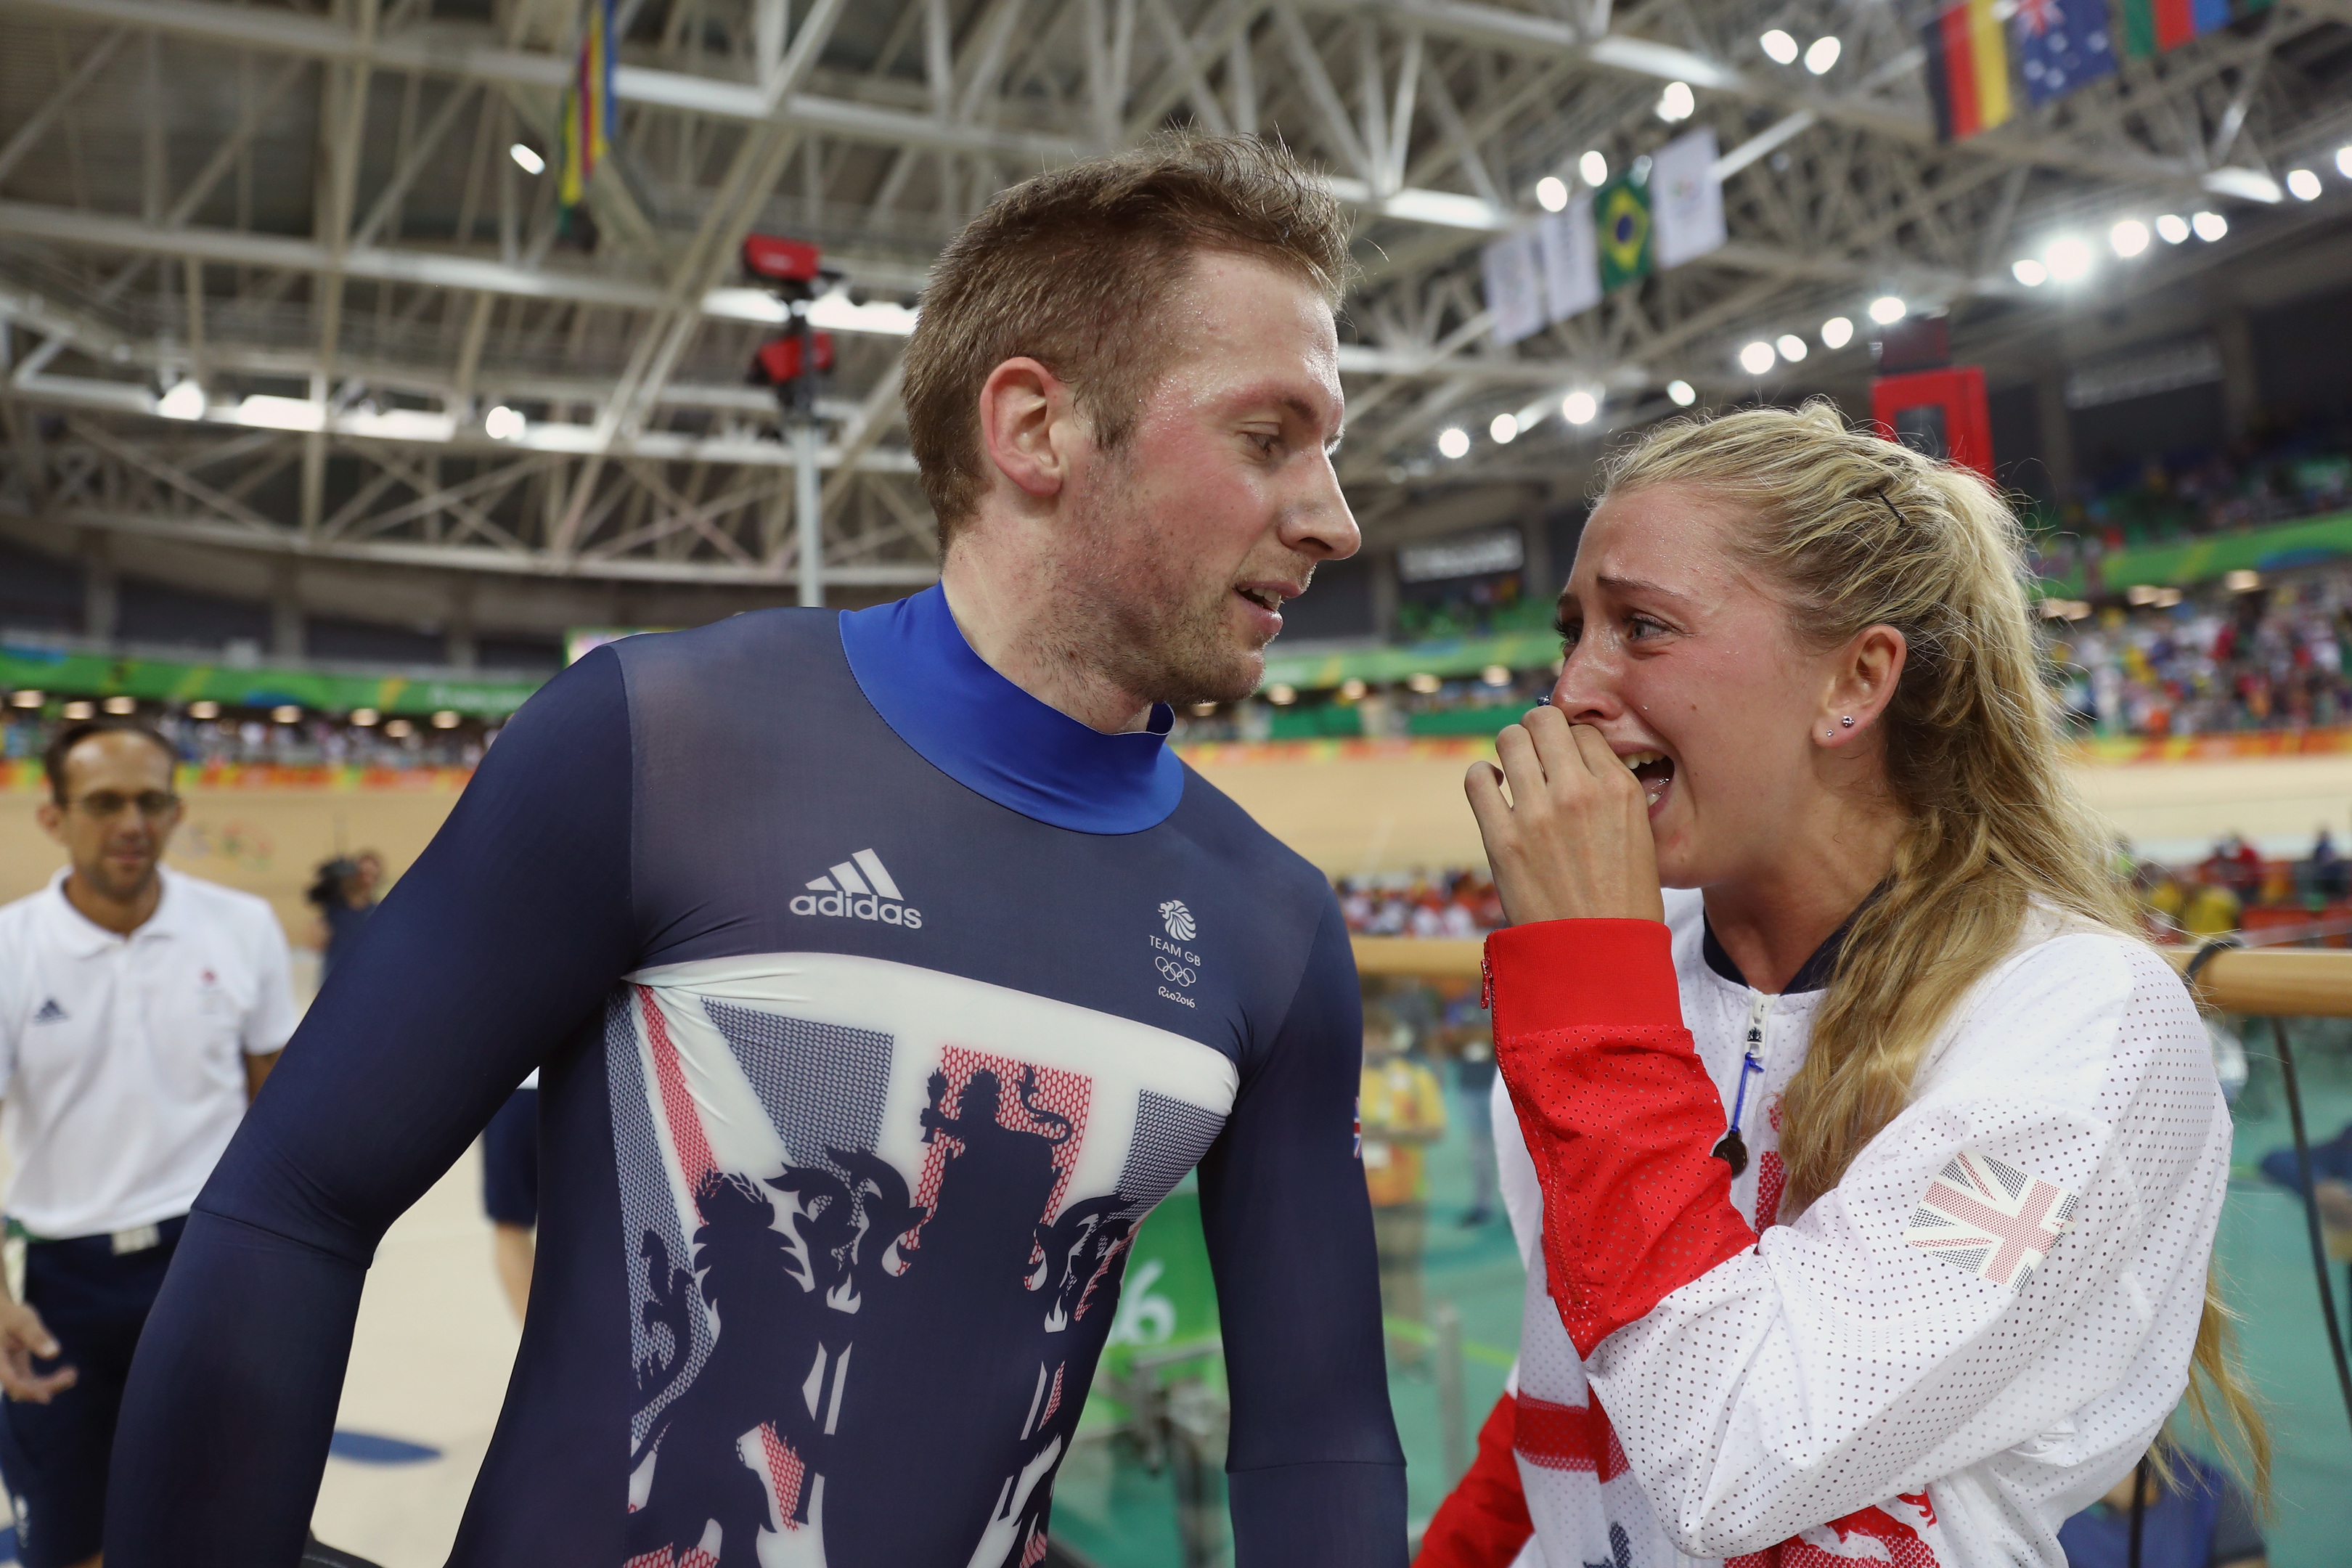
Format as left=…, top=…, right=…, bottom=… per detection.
left=0, top=865, right=297, bottom=1240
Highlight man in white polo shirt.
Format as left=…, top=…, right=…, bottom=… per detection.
left=0, top=719, right=295, bottom=1568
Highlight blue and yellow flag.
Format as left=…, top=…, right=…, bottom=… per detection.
left=1596, top=176, right=1652, bottom=293
left=560, top=0, right=616, bottom=210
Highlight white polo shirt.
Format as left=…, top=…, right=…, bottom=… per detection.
left=0, top=865, right=297, bottom=1240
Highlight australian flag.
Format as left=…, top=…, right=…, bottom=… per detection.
left=2014, top=0, right=2116, bottom=107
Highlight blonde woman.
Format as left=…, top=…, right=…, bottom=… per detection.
left=1418, top=403, right=2262, bottom=1568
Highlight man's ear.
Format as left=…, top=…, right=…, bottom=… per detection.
left=1817, top=624, right=1908, bottom=746
left=977, top=356, right=1083, bottom=502
left=35, top=799, right=62, bottom=844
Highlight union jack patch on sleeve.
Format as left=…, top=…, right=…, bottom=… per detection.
left=1902, top=1149, right=2078, bottom=1289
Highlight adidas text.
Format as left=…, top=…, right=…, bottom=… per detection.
left=790, top=889, right=923, bottom=928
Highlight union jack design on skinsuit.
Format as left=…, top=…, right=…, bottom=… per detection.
left=1902, top=1150, right=2077, bottom=1289
left=611, top=952, right=1237, bottom=1568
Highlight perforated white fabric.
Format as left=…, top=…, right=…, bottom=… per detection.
left=1494, top=891, right=2229, bottom=1567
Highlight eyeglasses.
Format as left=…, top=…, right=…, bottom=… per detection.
left=70, top=791, right=180, bottom=820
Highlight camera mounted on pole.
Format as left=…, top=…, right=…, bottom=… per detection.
left=742, top=234, right=841, bottom=425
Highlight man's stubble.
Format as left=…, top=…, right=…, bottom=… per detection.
left=1044, top=456, right=1307, bottom=711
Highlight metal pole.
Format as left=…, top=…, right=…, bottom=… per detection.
left=1434, top=1299, right=1469, bottom=1484
left=794, top=417, right=821, bottom=608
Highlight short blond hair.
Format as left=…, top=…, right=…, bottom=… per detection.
left=904, top=131, right=1350, bottom=544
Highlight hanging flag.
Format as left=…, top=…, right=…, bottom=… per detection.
left=1649, top=127, right=1726, bottom=270
left=1921, top=0, right=2014, bottom=143
left=1537, top=203, right=1600, bottom=323
left=560, top=0, right=618, bottom=211
left=1481, top=231, right=1547, bottom=346
left=2013, top=0, right=2116, bottom=105
left=1595, top=175, right=1652, bottom=293
left=2120, top=0, right=2270, bottom=57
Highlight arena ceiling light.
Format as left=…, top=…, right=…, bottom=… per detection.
left=1490, top=412, right=1519, bottom=444
left=1562, top=390, right=1600, bottom=424
left=1407, top=672, right=1442, bottom=693
left=2192, top=210, right=2229, bottom=241
left=187, top=700, right=220, bottom=719
left=1580, top=150, right=1609, bottom=186
left=62, top=701, right=94, bottom=721
left=102, top=695, right=137, bottom=714
left=1657, top=81, right=1696, bottom=122
left=1821, top=316, right=1855, bottom=349
left=155, top=377, right=205, bottom=420
left=1535, top=176, right=1569, bottom=212
left=271, top=704, right=302, bottom=723
left=2224, top=569, right=2262, bottom=591
left=483, top=404, right=527, bottom=441
left=2012, top=257, right=2049, bottom=286
left=1667, top=380, right=1697, bottom=407
left=1760, top=29, right=1799, bottom=64
left=1804, top=36, right=1842, bottom=74
left=2337, top=147, right=2352, bottom=178
left=350, top=708, right=380, bottom=726
left=1339, top=678, right=1368, bottom=701
left=1481, top=665, right=1514, bottom=687
left=2287, top=168, right=2322, bottom=201
left=1265, top=684, right=1297, bottom=706
left=7, top=690, right=41, bottom=709
left=1437, top=426, right=1471, bottom=459
left=509, top=143, right=546, bottom=176
left=432, top=710, right=463, bottom=729
left=2110, top=219, right=2151, bottom=258
left=1776, top=333, right=1808, bottom=362
left=2155, top=213, right=2191, bottom=243
left=2045, top=236, right=2094, bottom=280
left=1868, top=295, right=1907, bottom=324
left=384, top=718, right=416, bottom=738
left=1739, top=340, right=1777, bottom=375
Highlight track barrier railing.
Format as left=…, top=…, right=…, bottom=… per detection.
left=1352, top=936, right=2352, bottom=1017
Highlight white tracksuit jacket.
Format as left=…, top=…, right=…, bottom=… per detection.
left=1489, top=890, right=2229, bottom=1568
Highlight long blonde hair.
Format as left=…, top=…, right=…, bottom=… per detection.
left=1598, top=400, right=2267, bottom=1495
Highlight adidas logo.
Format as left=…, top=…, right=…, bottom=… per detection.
left=31, top=999, right=66, bottom=1024
left=790, top=849, right=923, bottom=929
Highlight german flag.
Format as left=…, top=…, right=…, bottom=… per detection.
left=1921, top=0, right=2013, bottom=143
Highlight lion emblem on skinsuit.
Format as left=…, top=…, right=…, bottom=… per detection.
left=1159, top=899, right=1196, bottom=942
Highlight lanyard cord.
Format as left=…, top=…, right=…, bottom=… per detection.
left=1711, top=997, right=1768, bottom=1177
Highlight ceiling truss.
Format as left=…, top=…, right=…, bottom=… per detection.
left=0, top=0, right=2346, bottom=590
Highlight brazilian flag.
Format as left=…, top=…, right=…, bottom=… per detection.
left=1596, top=175, right=1653, bottom=293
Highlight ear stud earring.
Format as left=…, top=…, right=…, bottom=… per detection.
left=1841, top=716, right=1855, bottom=727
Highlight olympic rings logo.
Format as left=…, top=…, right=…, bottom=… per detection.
left=1155, top=956, right=1197, bottom=987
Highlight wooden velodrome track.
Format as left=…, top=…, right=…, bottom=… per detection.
left=7, top=746, right=2352, bottom=928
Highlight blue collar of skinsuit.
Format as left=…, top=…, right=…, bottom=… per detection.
left=838, top=584, right=1185, bottom=835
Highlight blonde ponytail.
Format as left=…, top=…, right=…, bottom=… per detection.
left=1597, top=400, right=2266, bottom=1496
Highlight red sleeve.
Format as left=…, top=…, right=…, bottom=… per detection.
left=1485, top=919, right=1756, bottom=1357
left=1415, top=1394, right=1531, bottom=1568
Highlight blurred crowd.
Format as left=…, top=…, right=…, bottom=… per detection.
left=1, top=707, right=496, bottom=771
left=2134, top=829, right=2352, bottom=942
left=1335, top=870, right=1506, bottom=937
left=2049, top=566, right=2352, bottom=737
left=2028, top=422, right=2352, bottom=584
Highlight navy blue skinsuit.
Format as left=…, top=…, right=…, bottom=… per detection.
left=107, top=586, right=1405, bottom=1567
